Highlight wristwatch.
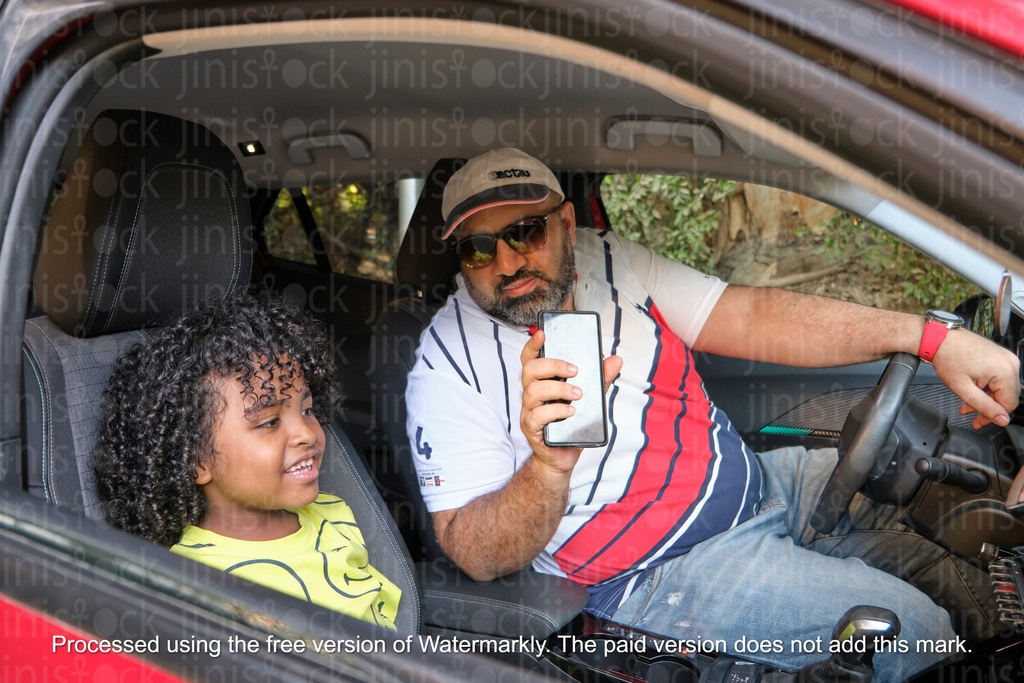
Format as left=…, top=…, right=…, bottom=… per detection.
left=918, top=309, right=964, bottom=362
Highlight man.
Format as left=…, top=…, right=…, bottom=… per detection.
left=405, top=148, right=1020, bottom=681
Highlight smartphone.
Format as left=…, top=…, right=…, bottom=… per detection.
left=538, top=310, right=608, bottom=447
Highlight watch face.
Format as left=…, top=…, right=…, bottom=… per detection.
left=927, top=309, right=964, bottom=326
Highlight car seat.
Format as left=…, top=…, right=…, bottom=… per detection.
left=23, top=109, right=255, bottom=514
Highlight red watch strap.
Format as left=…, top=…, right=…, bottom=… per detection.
left=918, top=320, right=949, bottom=362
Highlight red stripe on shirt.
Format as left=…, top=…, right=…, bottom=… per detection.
left=553, top=305, right=717, bottom=584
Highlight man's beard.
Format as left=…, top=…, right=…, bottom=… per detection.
left=465, top=237, right=576, bottom=327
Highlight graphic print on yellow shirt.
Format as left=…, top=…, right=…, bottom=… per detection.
left=173, top=494, right=401, bottom=629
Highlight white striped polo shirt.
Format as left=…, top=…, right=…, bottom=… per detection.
left=406, top=228, right=762, bottom=608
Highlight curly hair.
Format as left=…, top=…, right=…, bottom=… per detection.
left=94, top=292, right=337, bottom=547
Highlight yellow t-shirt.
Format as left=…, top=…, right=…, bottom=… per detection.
left=172, top=494, right=401, bottom=630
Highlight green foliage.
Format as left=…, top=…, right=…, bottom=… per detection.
left=601, top=174, right=737, bottom=275
left=602, top=173, right=979, bottom=316
left=263, top=191, right=313, bottom=265
left=814, top=213, right=980, bottom=313
left=262, top=184, right=399, bottom=281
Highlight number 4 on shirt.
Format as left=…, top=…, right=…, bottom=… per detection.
left=415, top=426, right=432, bottom=460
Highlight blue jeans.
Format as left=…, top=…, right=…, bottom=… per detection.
left=612, top=447, right=999, bottom=683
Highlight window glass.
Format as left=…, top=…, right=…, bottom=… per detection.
left=262, top=182, right=401, bottom=282
left=263, top=191, right=316, bottom=266
left=600, top=175, right=980, bottom=314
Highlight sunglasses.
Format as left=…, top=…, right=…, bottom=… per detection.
left=454, top=210, right=559, bottom=269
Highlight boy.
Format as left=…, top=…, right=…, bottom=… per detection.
left=95, top=294, right=400, bottom=629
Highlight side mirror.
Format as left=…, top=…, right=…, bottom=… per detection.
left=953, top=293, right=995, bottom=337
left=996, top=272, right=1013, bottom=337
left=953, top=272, right=1013, bottom=339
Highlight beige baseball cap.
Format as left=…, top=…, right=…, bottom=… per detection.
left=441, top=148, right=563, bottom=239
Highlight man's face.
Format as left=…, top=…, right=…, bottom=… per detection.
left=456, top=199, right=577, bottom=327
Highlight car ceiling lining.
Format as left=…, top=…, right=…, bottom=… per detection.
left=71, top=12, right=1024, bottom=288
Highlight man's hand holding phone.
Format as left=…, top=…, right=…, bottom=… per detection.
left=519, top=312, right=622, bottom=475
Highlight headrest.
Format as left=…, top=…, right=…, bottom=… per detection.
left=33, top=110, right=253, bottom=337
left=395, top=158, right=463, bottom=304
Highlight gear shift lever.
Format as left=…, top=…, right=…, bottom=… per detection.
left=758, top=605, right=901, bottom=683
left=826, top=605, right=901, bottom=677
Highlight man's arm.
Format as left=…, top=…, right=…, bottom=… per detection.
left=433, top=331, right=623, bottom=581
left=694, top=285, right=1020, bottom=428
left=432, top=455, right=571, bottom=581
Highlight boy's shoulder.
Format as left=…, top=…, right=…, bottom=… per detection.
left=297, top=493, right=367, bottom=547
left=299, top=493, right=357, bottom=525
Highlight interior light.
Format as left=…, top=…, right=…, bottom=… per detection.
left=239, top=140, right=265, bottom=157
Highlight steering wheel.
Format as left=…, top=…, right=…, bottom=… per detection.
left=810, top=353, right=920, bottom=533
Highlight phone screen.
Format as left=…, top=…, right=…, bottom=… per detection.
left=539, top=310, right=608, bottom=447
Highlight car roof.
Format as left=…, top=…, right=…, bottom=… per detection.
left=880, top=0, right=1024, bottom=59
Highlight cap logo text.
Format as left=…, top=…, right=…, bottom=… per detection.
left=488, top=168, right=531, bottom=180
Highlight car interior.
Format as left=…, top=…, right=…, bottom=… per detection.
left=7, top=4, right=1024, bottom=682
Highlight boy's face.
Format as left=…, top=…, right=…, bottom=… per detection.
left=195, top=363, right=325, bottom=538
